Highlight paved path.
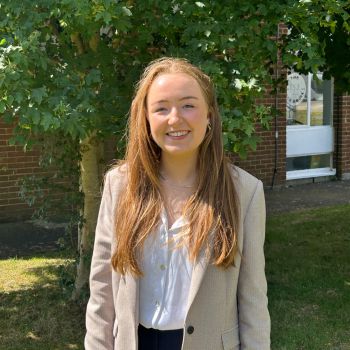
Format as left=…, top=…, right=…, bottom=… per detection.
left=265, top=180, right=350, bottom=215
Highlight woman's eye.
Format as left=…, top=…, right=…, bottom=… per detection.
left=183, top=104, right=194, bottom=109
left=155, top=107, right=167, bottom=113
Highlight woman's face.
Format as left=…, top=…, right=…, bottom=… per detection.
left=146, top=73, right=209, bottom=160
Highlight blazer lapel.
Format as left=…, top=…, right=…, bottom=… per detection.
left=186, top=248, right=210, bottom=310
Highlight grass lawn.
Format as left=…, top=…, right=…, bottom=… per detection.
left=0, top=204, right=349, bottom=349
left=267, top=204, right=350, bottom=349
left=0, top=253, right=85, bottom=350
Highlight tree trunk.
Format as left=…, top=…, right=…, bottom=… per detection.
left=72, top=132, right=104, bottom=300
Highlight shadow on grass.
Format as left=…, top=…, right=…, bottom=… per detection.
left=0, top=221, right=78, bottom=260
left=0, top=253, right=85, bottom=350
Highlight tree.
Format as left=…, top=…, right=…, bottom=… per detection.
left=281, top=0, right=350, bottom=92
left=1, top=0, right=349, bottom=299
left=0, top=1, right=136, bottom=299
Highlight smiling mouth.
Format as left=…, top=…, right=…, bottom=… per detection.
left=166, top=131, right=190, bottom=137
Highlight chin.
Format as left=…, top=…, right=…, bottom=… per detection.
left=162, top=148, right=198, bottom=158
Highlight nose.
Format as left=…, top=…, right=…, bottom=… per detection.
left=168, top=107, right=181, bottom=125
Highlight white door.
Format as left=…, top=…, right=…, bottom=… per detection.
left=286, top=72, right=336, bottom=180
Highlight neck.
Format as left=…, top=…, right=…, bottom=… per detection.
left=160, top=153, right=198, bottom=187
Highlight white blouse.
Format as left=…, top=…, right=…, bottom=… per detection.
left=139, top=209, right=193, bottom=330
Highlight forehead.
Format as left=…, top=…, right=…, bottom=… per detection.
left=147, top=73, right=204, bottom=102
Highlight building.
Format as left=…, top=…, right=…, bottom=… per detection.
left=237, top=72, right=350, bottom=187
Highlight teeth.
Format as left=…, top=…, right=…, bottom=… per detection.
left=167, top=131, right=189, bottom=137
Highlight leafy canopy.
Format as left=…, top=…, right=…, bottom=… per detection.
left=0, top=0, right=349, bottom=157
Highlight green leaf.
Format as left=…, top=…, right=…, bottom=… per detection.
left=85, top=69, right=101, bottom=85
left=41, top=111, right=54, bottom=131
left=14, top=92, right=24, bottom=104
left=195, top=2, right=205, bottom=8
left=102, top=11, right=112, bottom=24
left=122, top=6, right=132, bottom=16
left=0, top=101, right=6, bottom=113
left=244, top=137, right=258, bottom=151
left=232, top=108, right=243, bottom=117
left=0, top=38, right=6, bottom=46
left=6, top=95, right=14, bottom=106
left=8, top=134, right=26, bottom=146
left=31, top=87, right=47, bottom=105
left=222, top=132, right=229, bottom=147
left=29, top=108, right=41, bottom=124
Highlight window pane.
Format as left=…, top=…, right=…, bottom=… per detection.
left=287, top=73, right=308, bottom=126
left=310, top=74, right=332, bottom=126
left=287, top=154, right=331, bottom=171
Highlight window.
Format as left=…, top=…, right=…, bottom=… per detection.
left=287, top=72, right=333, bottom=126
left=286, top=72, right=335, bottom=179
left=287, top=154, right=332, bottom=172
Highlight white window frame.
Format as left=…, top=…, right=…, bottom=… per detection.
left=286, top=72, right=335, bottom=180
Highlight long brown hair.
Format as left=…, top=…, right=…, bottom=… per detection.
left=111, top=57, right=240, bottom=276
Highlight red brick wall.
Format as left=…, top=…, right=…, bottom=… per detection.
left=0, top=120, right=45, bottom=221
left=0, top=117, right=117, bottom=222
left=334, top=93, right=350, bottom=180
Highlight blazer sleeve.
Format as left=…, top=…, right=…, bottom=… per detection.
left=237, top=180, right=271, bottom=349
left=85, top=170, right=119, bottom=350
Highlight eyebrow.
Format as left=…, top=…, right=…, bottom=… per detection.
left=151, top=96, right=199, bottom=106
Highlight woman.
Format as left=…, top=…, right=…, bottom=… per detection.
left=85, top=57, right=270, bottom=350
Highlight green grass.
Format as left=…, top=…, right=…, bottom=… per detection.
left=0, top=205, right=349, bottom=349
left=267, top=205, right=350, bottom=349
left=0, top=253, right=85, bottom=350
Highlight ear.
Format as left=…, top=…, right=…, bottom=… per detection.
left=207, top=112, right=211, bottom=124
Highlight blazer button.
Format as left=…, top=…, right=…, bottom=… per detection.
left=187, top=325, right=194, bottom=334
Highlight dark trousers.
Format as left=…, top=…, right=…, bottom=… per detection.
left=138, top=324, right=183, bottom=350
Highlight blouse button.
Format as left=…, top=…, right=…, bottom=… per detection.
left=160, top=264, right=166, bottom=270
left=187, top=325, right=194, bottom=334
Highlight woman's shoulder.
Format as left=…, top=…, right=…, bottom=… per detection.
left=227, top=163, right=264, bottom=212
left=106, top=162, right=128, bottom=184
left=102, top=162, right=128, bottom=201
left=228, top=163, right=261, bottom=189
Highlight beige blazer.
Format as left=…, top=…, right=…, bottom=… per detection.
left=85, top=165, right=270, bottom=350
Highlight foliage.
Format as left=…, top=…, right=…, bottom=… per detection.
left=0, top=1, right=277, bottom=158
left=0, top=1, right=349, bottom=152
left=1, top=1, right=348, bottom=155
left=281, top=0, right=350, bottom=92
